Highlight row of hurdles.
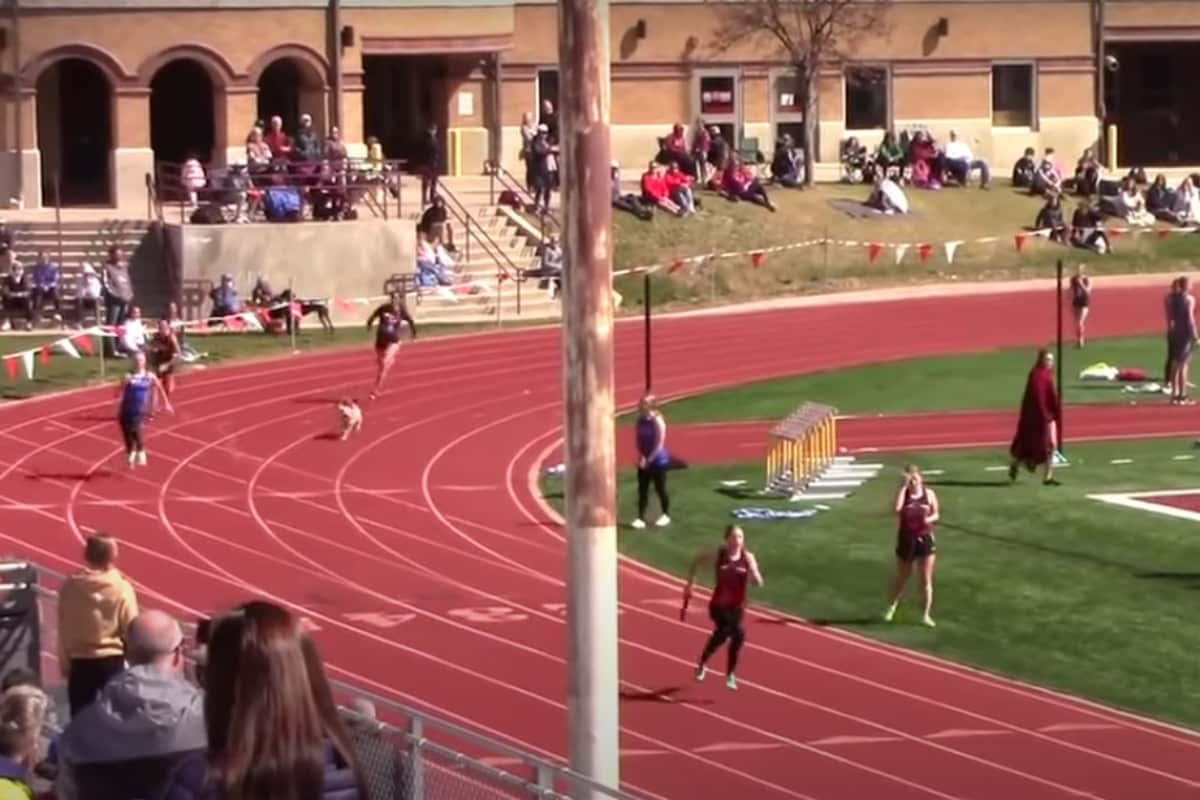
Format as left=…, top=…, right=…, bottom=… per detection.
left=765, top=402, right=881, bottom=501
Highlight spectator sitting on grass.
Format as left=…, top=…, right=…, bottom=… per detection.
left=875, top=131, right=904, bottom=178
left=720, top=156, right=776, bottom=211
left=1, top=257, right=31, bottom=332
left=58, top=535, right=139, bottom=718
left=1012, top=147, right=1037, bottom=189
left=658, top=123, right=696, bottom=177
left=1146, top=174, right=1178, bottom=222
left=1069, top=200, right=1110, bottom=254
left=942, top=131, right=990, bottom=189
left=770, top=135, right=803, bottom=188
left=1033, top=148, right=1063, bottom=195
left=1173, top=175, right=1200, bottom=225
left=1035, top=193, right=1067, bottom=243
left=1073, top=148, right=1103, bottom=196
left=416, top=224, right=455, bottom=287
left=867, top=173, right=910, bottom=215
left=706, top=126, right=729, bottom=173
left=57, top=610, right=205, bottom=800
left=0, top=686, right=48, bottom=800
left=664, top=162, right=698, bottom=215
left=841, top=137, right=870, bottom=184
left=209, top=274, right=242, bottom=320
left=158, top=601, right=367, bottom=800
left=905, top=130, right=944, bottom=189
left=1115, top=176, right=1154, bottom=226
left=611, top=162, right=653, bottom=221
left=641, top=162, right=683, bottom=217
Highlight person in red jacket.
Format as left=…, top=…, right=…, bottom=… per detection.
left=664, top=162, right=697, bottom=215
left=1009, top=348, right=1061, bottom=485
left=640, top=161, right=682, bottom=216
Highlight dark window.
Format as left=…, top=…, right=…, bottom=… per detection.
left=699, top=75, right=737, bottom=116
left=775, top=72, right=805, bottom=115
left=537, top=69, right=559, bottom=112
left=992, top=64, right=1034, bottom=127
left=845, top=67, right=888, bottom=130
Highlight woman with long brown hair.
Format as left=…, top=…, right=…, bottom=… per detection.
left=159, top=601, right=366, bottom=800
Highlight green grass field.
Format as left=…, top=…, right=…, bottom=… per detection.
left=611, top=182, right=1200, bottom=310
left=543, top=437, right=1200, bottom=728
left=648, top=334, right=1166, bottom=423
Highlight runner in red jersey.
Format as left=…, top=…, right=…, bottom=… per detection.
left=883, top=464, right=940, bottom=628
left=681, top=525, right=763, bottom=691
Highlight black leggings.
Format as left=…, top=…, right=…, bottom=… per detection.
left=119, top=417, right=144, bottom=454
left=699, top=605, right=746, bottom=674
left=636, top=465, right=669, bottom=519
left=68, top=655, right=126, bottom=717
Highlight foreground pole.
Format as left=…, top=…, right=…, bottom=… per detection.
left=558, top=0, right=619, bottom=796
left=1056, top=259, right=1064, bottom=452
left=643, top=273, right=652, bottom=391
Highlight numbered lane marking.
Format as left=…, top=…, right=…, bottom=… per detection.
left=448, top=606, right=529, bottom=624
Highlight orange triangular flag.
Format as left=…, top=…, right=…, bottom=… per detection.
left=1014, top=233, right=1028, bottom=252
left=1106, top=227, right=1122, bottom=238
left=667, top=260, right=685, bottom=275
left=39, top=345, right=50, bottom=365
left=867, top=243, right=883, bottom=263
left=1157, top=228, right=1171, bottom=239
left=73, top=334, right=94, bottom=355
left=917, top=243, right=931, bottom=262
left=337, top=298, right=355, bottom=312
left=749, top=250, right=765, bottom=268
left=3, top=357, right=15, bottom=381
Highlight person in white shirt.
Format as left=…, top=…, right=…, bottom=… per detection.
left=415, top=223, right=455, bottom=287
left=76, top=263, right=103, bottom=327
left=942, top=131, right=991, bottom=189
left=1116, top=176, right=1154, bottom=226
left=868, top=175, right=910, bottom=215
left=119, top=305, right=147, bottom=354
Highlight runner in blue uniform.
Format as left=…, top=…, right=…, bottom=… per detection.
left=115, top=350, right=173, bottom=467
left=365, top=293, right=417, bottom=399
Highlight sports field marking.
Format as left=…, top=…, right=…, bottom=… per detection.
left=1087, top=489, right=1200, bottom=524
left=1110, top=458, right=1134, bottom=465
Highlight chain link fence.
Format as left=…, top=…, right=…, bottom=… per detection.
left=11, top=561, right=636, bottom=800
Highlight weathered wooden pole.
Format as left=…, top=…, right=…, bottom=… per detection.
left=558, top=0, right=619, bottom=796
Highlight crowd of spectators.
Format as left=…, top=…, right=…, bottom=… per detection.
left=0, top=535, right=403, bottom=800
left=841, top=127, right=991, bottom=191
left=0, top=244, right=124, bottom=336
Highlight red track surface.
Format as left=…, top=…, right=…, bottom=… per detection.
left=2, top=284, right=1199, bottom=799
left=614, top=405, right=1199, bottom=465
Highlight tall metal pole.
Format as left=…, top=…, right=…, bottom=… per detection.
left=643, top=273, right=651, bottom=391
left=1056, top=259, right=1064, bottom=453
left=558, top=0, right=618, bottom=796
left=329, top=0, right=344, bottom=132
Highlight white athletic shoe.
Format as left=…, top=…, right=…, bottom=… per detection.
left=655, top=515, right=671, bottom=527
left=921, top=615, right=936, bottom=628
left=136, top=450, right=147, bottom=467
left=630, top=519, right=646, bottom=529
left=694, top=665, right=706, bottom=682
left=126, top=451, right=136, bottom=467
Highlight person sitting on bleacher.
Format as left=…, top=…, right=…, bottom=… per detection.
left=209, top=274, right=243, bottom=320
left=29, top=251, right=61, bottom=326
left=76, top=264, right=102, bottom=328
left=1, top=257, right=31, bottom=332
left=415, top=224, right=456, bottom=288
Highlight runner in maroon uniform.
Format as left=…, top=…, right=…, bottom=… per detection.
left=365, top=293, right=416, bottom=399
left=883, top=464, right=939, bottom=627
left=682, top=525, right=764, bottom=691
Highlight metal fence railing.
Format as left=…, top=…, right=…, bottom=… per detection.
left=18, top=562, right=637, bottom=800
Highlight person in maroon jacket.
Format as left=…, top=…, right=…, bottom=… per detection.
left=1009, top=348, right=1061, bottom=485
left=682, top=525, right=764, bottom=691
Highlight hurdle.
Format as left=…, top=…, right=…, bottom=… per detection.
left=765, top=402, right=838, bottom=494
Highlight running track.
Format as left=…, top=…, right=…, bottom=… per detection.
left=1, top=283, right=1198, bottom=799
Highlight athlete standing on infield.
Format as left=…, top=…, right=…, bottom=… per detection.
left=682, top=525, right=763, bottom=691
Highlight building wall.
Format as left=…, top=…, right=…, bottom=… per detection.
left=6, top=0, right=1200, bottom=210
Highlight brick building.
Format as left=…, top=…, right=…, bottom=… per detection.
left=1, top=0, right=1198, bottom=211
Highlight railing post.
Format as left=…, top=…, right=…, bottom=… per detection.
left=408, top=717, right=425, bottom=800
left=532, top=764, right=555, bottom=798
left=489, top=163, right=496, bottom=205
left=516, top=268, right=522, bottom=316
left=465, top=215, right=472, bottom=264
left=496, top=272, right=504, bottom=328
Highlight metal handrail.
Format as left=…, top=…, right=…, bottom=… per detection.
left=26, top=561, right=638, bottom=799
left=485, top=161, right=562, bottom=233
left=435, top=183, right=528, bottom=316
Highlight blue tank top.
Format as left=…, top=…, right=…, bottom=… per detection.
left=1168, top=292, right=1195, bottom=339
left=635, top=414, right=668, bottom=466
left=120, top=373, right=153, bottom=419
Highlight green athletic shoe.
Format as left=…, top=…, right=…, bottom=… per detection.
left=725, top=674, right=737, bottom=691
left=883, top=604, right=897, bottom=622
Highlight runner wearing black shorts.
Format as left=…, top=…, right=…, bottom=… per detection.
left=884, top=465, right=940, bottom=627
left=366, top=294, right=416, bottom=399
left=1069, top=264, right=1091, bottom=348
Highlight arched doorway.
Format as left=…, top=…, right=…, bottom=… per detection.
left=36, top=58, right=113, bottom=206
left=150, top=59, right=216, bottom=165
left=256, top=57, right=326, bottom=135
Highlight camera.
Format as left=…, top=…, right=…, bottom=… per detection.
left=1105, top=54, right=1119, bottom=72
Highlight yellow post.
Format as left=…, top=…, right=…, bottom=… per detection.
left=1106, top=124, right=1118, bottom=173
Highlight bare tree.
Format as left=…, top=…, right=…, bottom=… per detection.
left=708, top=0, right=891, bottom=185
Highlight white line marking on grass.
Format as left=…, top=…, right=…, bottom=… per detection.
left=1110, top=459, right=1133, bottom=465
left=1089, top=490, right=1200, bottom=524
left=924, top=469, right=945, bottom=476
left=1173, top=455, right=1195, bottom=461
left=984, top=466, right=1008, bottom=472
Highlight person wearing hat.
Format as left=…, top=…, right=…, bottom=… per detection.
left=76, top=263, right=102, bottom=327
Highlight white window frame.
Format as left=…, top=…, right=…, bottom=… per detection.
left=842, top=63, right=891, bottom=133
left=692, top=68, right=743, bottom=147
left=990, top=60, right=1038, bottom=131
